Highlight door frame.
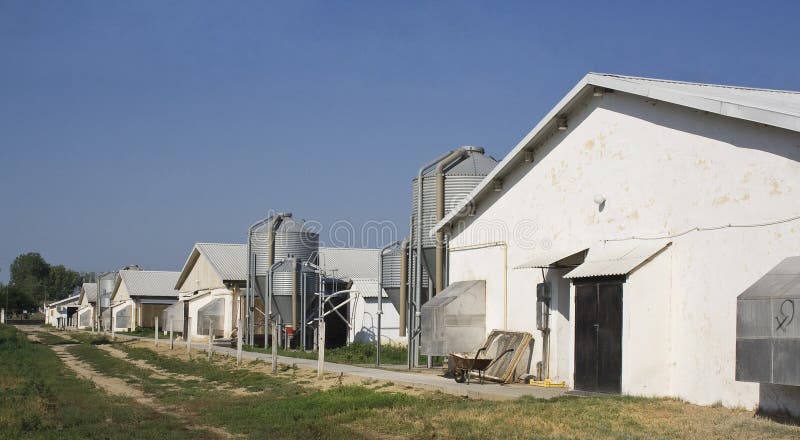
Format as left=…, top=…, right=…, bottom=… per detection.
left=572, top=276, right=625, bottom=393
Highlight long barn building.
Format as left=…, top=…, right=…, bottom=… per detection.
left=434, top=74, right=800, bottom=413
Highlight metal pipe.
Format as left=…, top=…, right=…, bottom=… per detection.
left=301, top=270, right=306, bottom=350
left=434, top=148, right=469, bottom=295
left=291, top=258, right=298, bottom=346
left=378, top=241, right=400, bottom=367
left=398, top=239, right=408, bottom=338
left=413, top=150, right=453, bottom=368
left=407, top=217, right=415, bottom=369
left=246, top=217, right=271, bottom=346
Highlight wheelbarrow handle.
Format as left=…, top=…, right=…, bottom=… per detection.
left=486, top=348, right=515, bottom=368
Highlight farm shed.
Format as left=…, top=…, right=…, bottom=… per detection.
left=109, top=270, right=179, bottom=332
left=44, top=294, right=80, bottom=328
left=434, top=73, right=800, bottom=412
left=319, top=247, right=403, bottom=346
left=76, top=283, right=97, bottom=329
left=175, top=243, right=247, bottom=341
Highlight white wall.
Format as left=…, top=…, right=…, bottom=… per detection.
left=77, top=305, right=94, bottom=329
left=111, top=300, right=134, bottom=332
left=447, top=90, right=800, bottom=410
left=351, top=296, right=403, bottom=345
left=186, top=289, right=234, bottom=341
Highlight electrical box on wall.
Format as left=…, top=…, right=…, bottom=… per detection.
left=537, top=282, right=551, bottom=331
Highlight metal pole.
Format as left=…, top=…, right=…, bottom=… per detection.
left=154, top=316, right=159, bottom=347
left=413, top=151, right=452, bottom=369
left=186, top=317, right=192, bottom=358
left=263, top=305, right=269, bottom=349
left=237, top=316, right=243, bottom=366
left=317, top=319, right=325, bottom=379
left=246, top=232, right=252, bottom=347
left=111, top=309, right=115, bottom=341
left=301, top=271, right=306, bottom=350
left=207, top=319, right=213, bottom=361
left=378, top=241, right=399, bottom=367
left=271, top=319, right=277, bottom=373
left=170, top=319, right=174, bottom=350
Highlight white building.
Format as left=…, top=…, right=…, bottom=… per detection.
left=109, top=270, right=180, bottom=332
left=434, top=74, right=800, bottom=412
left=319, top=247, right=403, bottom=345
left=175, top=243, right=247, bottom=341
left=75, top=283, right=97, bottom=329
left=44, top=294, right=80, bottom=328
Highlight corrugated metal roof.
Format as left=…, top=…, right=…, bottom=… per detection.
left=118, top=270, right=180, bottom=298
left=195, top=243, right=247, bottom=281
left=350, top=278, right=386, bottom=298
left=514, top=247, right=589, bottom=269
left=564, top=241, right=671, bottom=279
left=318, top=247, right=380, bottom=280
left=48, top=294, right=80, bottom=307
left=436, top=73, right=800, bottom=233
left=175, top=243, right=247, bottom=289
left=738, top=257, right=800, bottom=300
left=81, top=283, right=97, bottom=302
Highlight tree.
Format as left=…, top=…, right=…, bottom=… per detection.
left=47, top=265, right=82, bottom=300
left=7, top=252, right=83, bottom=310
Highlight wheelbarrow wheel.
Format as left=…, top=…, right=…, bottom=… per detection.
left=454, top=369, right=466, bottom=383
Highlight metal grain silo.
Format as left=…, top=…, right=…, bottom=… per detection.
left=270, top=258, right=319, bottom=348
left=249, top=212, right=319, bottom=277
left=381, top=245, right=403, bottom=311
left=411, top=146, right=497, bottom=293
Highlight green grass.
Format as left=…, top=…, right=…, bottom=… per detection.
left=117, top=327, right=156, bottom=338
left=243, top=341, right=414, bottom=365
left=11, top=326, right=800, bottom=439
left=0, top=324, right=195, bottom=439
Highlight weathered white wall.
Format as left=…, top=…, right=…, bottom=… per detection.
left=77, top=305, right=94, bottom=329
left=177, top=253, right=225, bottom=293
left=621, top=246, right=672, bottom=396
left=351, top=296, right=403, bottom=345
left=111, top=299, right=134, bottom=331
left=186, top=289, right=234, bottom=341
left=448, top=90, right=800, bottom=410
left=112, top=281, right=131, bottom=303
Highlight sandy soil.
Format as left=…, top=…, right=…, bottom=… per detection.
left=29, top=327, right=238, bottom=439
left=125, top=338, right=433, bottom=397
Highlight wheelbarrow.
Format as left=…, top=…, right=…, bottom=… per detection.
left=449, top=347, right=515, bottom=384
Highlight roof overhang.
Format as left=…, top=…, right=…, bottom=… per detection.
left=514, top=247, right=589, bottom=270
left=564, top=240, right=671, bottom=279
left=434, top=73, right=800, bottom=235
left=738, top=256, right=800, bottom=300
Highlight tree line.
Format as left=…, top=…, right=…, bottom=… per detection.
left=1, top=252, right=87, bottom=313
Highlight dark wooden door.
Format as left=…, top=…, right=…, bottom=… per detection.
left=574, top=281, right=623, bottom=393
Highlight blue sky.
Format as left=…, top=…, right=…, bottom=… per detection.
left=1, top=1, right=798, bottom=281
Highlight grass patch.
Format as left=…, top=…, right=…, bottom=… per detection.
left=243, top=342, right=413, bottom=365
left=0, top=324, right=194, bottom=439
left=17, top=327, right=800, bottom=439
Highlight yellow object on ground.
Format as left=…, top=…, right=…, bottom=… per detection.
left=529, top=379, right=566, bottom=388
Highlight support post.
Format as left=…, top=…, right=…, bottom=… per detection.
left=264, top=308, right=275, bottom=350
left=154, top=316, right=159, bottom=347
left=111, top=312, right=115, bottom=341
left=169, top=319, right=174, bottom=350
left=186, top=317, right=192, bottom=358
left=271, top=320, right=278, bottom=373
left=317, top=319, right=325, bottom=379
left=207, top=321, right=213, bottom=361
left=1, top=308, right=4, bottom=324
left=237, top=317, right=243, bottom=366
